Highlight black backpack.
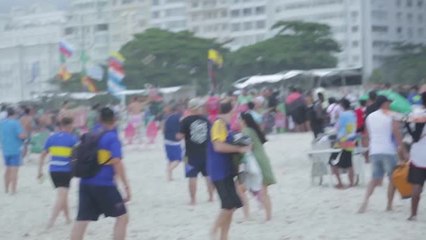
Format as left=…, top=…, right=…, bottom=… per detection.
left=71, top=131, right=109, bottom=178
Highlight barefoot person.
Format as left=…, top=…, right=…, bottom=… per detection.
left=1, top=108, right=27, bottom=195
left=240, top=112, right=276, bottom=221
left=358, top=96, right=407, bottom=213
left=71, top=108, right=131, bottom=240
left=38, top=117, right=78, bottom=228
left=163, top=104, right=183, bottom=181
left=177, top=98, right=214, bottom=205
left=209, top=101, right=249, bottom=240
left=329, top=99, right=357, bottom=189
left=406, top=92, right=426, bottom=221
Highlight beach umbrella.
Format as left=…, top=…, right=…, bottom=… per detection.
left=359, top=94, right=369, bottom=101
left=378, top=90, right=412, bottom=114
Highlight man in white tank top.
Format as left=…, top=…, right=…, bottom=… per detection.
left=358, top=96, right=408, bottom=213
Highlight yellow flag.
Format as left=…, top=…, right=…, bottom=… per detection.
left=208, top=49, right=223, bottom=67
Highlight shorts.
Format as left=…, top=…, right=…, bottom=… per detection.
left=371, top=154, right=398, bottom=180
left=292, top=106, right=306, bottom=125
left=165, top=144, right=182, bottom=162
left=77, top=184, right=127, bottom=221
left=329, top=150, right=353, bottom=169
left=185, top=157, right=207, bottom=178
left=213, top=176, right=243, bottom=210
left=3, top=155, right=22, bottom=167
left=50, top=172, right=72, bottom=188
left=408, top=163, right=426, bottom=186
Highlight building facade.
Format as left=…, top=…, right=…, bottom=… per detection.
left=0, top=6, right=65, bottom=102
left=64, top=0, right=149, bottom=72
left=150, top=0, right=187, bottom=31
left=274, top=0, right=426, bottom=78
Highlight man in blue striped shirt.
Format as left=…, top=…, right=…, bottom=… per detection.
left=38, top=117, right=78, bottom=229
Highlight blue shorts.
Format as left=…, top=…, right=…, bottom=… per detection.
left=77, top=184, right=127, bottom=221
left=185, top=156, right=207, bottom=178
left=165, top=144, right=182, bottom=162
left=370, top=154, right=398, bottom=180
left=3, top=155, right=22, bottom=167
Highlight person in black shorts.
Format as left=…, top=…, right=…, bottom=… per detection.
left=38, top=117, right=78, bottom=228
left=71, top=108, right=131, bottom=240
left=177, top=98, right=214, bottom=205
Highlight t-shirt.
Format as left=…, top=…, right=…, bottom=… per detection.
left=366, top=110, right=396, bottom=155
left=249, top=110, right=263, bottom=124
left=44, top=132, right=78, bottom=172
left=238, top=95, right=252, bottom=105
left=410, top=125, right=426, bottom=168
left=1, top=119, right=24, bottom=156
left=337, top=111, right=356, bottom=141
left=179, top=115, right=209, bottom=161
left=80, top=129, right=123, bottom=186
left=207, top=119, right=234, bottom=181
left=327, top=103, right=342, bottom=125
left=164, top=113, right=182, bottom=143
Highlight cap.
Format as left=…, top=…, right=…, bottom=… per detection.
left=188, top=98, right=205, bottom=110
left=376, top=95, right=391, bottom=107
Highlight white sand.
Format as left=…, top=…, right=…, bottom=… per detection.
left=0, top=133, right=425, bottom=240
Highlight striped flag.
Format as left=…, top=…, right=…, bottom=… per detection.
left=108, top=51, right=126, bottom=96
left=81, top=76, right=97, bottom=93
left=59, top=40, right=75, bottom=59
left=207, top=49, right=223, bottom=92
left=58, top=64, right=72, bottom=81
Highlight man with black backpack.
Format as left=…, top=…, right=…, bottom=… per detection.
left=71, top=107, right=131, bottom=240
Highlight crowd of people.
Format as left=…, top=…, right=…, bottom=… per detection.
left=1, top=83, right=426, bottom=239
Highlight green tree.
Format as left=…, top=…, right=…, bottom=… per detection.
left=378, top=44, right=426, bottom=84
left=227, top=21, right=340, bottom=82
left=120, top=29, right=227, bottom=93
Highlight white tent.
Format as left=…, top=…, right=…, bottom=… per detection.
left=234, top=70, right=303, bottom=89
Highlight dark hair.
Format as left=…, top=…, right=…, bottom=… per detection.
left=328, top=97, right=337, bottom=105
left=369, top=90, right=377, bottom=101
left=100, top=107, right=115, bottom=123
left=422, top=92, right=426, bottom=108
left=340, top=98, right=351, bottom=110
left=63, top=100, right=69, bottom=106
left=7, top=107, right=15, bottom=117
left=60, top=117, right=73, bottom=126
left=219, top=101, right=233, bottom=114
left=241, top=112, right=267, bottom=144
left=92, top=103, right=100, bottom=110
left=24, top=107, right=31, bottom=115
left=317, top=92, right=324, bottom=100
left=247, top=102, right=255, bottom=110
left=359, top=99, right=367, bottom=107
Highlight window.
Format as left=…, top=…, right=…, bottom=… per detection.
left=396, top=12, right=402, bottom=20
left=231, top=10, right=239, bottom=17
left=221, top=10, right=227, bottom=17
left=418, top=0, right=424, bottom=7
left=64, top=27, right=74, bottom=35
left=372, top=10, right=388, bottom=20
left=408, top=28, right=413, bottom=37
left=255, top=6, right=265, bottom=15
left=352, top=41, right=359, bottom=47
left=372, top=25, right=388, bottom=33
left=419, top=14, right=424, bottom=23
left=351, top=26, right=359, bottom=32
left=256, top=20, right=265, bottom=29
left=152, top=0, right=160, bottom=5
left=407, top=0, right=413, bottom=7
left=419, top=28, right=424, bottom=37
left=243, top=8, right=252, bottom=16
left=397, top=26, right=403, bottom=35
left=243, top=21, right=253, bottom=30
left=231, top=23, right=240, bottom=31
left=152, top=11, right=160, bottom=18
left=396, top=0, right=401, bottom=6
left=95, top=24, right=108, bottom=31
left=407, top=13, right=413, bottom=23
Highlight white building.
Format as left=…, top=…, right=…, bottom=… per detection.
left=274, top=0, right=426, bottom=79
left=64, top=0, right=149, bottom=72
left=186, top=0, right=274, bottom=50
left=0, top=6, right=65, bottom=102
left=150, top=0, right=187, bottom=31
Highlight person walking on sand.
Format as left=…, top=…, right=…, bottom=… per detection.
left=405, top=92, right=426, bottom=221
left=177, top=98, right=214, bottom=205
left=1, top=108, right=27, bottom=195
left=209, top=101, right=250, bottom=240
left=163, top=104, right=183, bottom=181
left=71, top=108, right=131, bottom=240
left=38, top=117, right=78, bottom=228
left=358, top=96, right=408, bottom=213
left=329, top=99, right=357, bottom=189
left=239, top=112, right=276, bottom=221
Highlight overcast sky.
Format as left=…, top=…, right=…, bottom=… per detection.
left=0, top=0, right=68, bottom=13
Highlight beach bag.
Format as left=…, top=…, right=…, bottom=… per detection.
left=392, top=163, right=413, bottom=199
left=71, top=131, right=109, bottom=178
left=241, top=152, right=263, bottom=192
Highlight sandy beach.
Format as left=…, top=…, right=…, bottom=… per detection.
left=0, top=133, right=425, bottom=240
